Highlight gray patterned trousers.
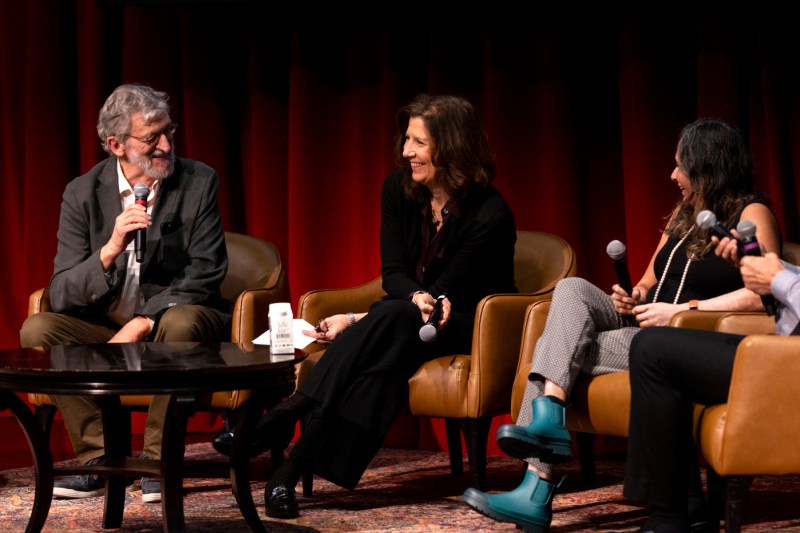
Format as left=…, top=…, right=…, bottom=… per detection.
left=516, top=277, right=640, bottom=474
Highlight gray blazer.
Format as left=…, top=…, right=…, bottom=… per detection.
left=48, top=157, right=230, bottom=327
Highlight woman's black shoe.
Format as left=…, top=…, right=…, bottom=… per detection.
left=265, top=482, right=299, bottom=519
left=211, top=422, right=295, bottom=458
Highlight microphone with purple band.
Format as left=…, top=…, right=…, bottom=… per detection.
left=133, top=183, right=149, bottom=263
left=736, top=219, right=777, bottom=316
left=606, top=240, right=633, bottom=295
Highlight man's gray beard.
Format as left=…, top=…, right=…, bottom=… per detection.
left=128, top=145, right=175, bottom=180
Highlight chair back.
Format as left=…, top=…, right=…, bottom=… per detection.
left=782, top=241, right=800, bottom=266
left=514, top=230, right=578, bottom=293
left=220, top=232, right=288, bottom=303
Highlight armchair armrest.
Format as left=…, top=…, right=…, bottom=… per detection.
left=296, top=277, right=385, bottom=357
left=28, top=288, right=50, bottom=316
left=296, top=277, right=386, bottom=324
left=670, top=310, right=776, bottom=335
left=231, top=287, right=286, bottom=343
left=230, top=266, right=290, bottom=343
left=701, top=335, right=800, bottom=475
left=511, top=299, right=551, bottom=420
left=468, top=291, right=556, bottom=416
left=669, top=310, right=734, bottom=330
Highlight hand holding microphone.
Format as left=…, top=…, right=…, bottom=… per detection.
left=419, top=294, right=445, bottom=342
left=133, top=183, right=149, bottom=263
left=736, top=219, right=762, bottom=256
left=701, top=212, right=776, bottom=316
left=735, top=219, right=777, bottom=316
left=606, top=240, right=633, bottom=296
left=696, top=210, right=744, bottom=256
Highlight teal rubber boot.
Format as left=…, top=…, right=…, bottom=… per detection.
left=496, top=396, right=572, bottom=462
left=462, top=469, right=562, bottom=532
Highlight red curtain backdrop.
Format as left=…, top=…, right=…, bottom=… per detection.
left=2, top=6, right=799, bottom=363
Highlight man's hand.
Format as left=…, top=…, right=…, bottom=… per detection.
left=100, top=203, right=151, bottom=271
left=109, top=316, right=152, bottom=343
left=740, top=253, right=784, bottom=296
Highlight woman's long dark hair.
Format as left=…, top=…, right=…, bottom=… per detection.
left=394, top=94, right=495, bottom=203
left=666, top=118, right=770, bottom=257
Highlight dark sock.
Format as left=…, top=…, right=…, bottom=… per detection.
left=277, top=392, right=316, bottom=415
left=545, top=395, right=567, bottom=407
left=258, top=392, right=316, bottom=433
left=268, top=454, right=306, bottom=491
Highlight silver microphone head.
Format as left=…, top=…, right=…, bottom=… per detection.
left=419, top=324, right=437, bottom=343
left=606, top=240, right=626, bottom=261
left=736, top=219, right=757, bottom=239
left=696, top=210, right=716, bottom=230
left=133, top=183, right=150, bottom=199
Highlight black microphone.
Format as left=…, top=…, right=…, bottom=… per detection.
left=696, top=210, right=745, bottom=256
left=133, top=183, right=149, bottom=263
left=419, top=294, right=445, bottom=343
left=736, top=219, right=777, bottom=316
left=606, top=240, right=633, bottom=295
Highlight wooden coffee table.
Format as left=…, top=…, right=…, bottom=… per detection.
left=0, top=341, right=305, bottom=533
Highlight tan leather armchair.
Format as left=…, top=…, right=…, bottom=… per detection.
left=698, top=334, right=800, bottom=533
left=26, top=231, right=290, bottom=434
left=668, top=282, right=800, bottom=533
left=510, top=241, right=800, bottom=491
left=295, top=230, right=577, bottom=491
left=510, top=299, right=639, bottom=485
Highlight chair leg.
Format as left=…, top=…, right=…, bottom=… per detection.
left=705, top=466, right=723, bottom=529
left=723, top=475, right=754, bottom=533
left=444, top=418, right=463, bottom=478
left=456, top=417, right=492, bottom=491
left=574, top=431, right=597, bottom=486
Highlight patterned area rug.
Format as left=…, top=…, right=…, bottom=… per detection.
left=1, top=443, right=799, bottom=532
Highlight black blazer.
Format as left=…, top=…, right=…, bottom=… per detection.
left=379, top=169, right=517, bottom=318
left=48, top=157, right=230, bottom=325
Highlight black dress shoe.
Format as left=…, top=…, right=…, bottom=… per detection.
left=214, top=394, right=313, bottom=457
left=211, top=423, right=294, bottom=458
left=265, top=482, right=299, bottom=519
left=637, top=519, right=714, bottom=533
left=689, top=519, right=718, bottom=533
left=212, top=430, right=235, bottom=456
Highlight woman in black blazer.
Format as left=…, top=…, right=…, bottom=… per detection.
left=215, top=93, right=517, bottom=519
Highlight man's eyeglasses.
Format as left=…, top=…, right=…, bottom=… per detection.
left=126, top=123, right=178, bottom=146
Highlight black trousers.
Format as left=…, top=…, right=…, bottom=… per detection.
left=623, top=326, right=745, bottom=512
left=295, top=298, right=473, bottom=489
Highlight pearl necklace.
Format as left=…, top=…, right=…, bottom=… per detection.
left=651, top=224, right=695, bottom=304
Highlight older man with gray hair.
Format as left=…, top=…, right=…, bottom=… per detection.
left=20, top=83, right=230, bottom=504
